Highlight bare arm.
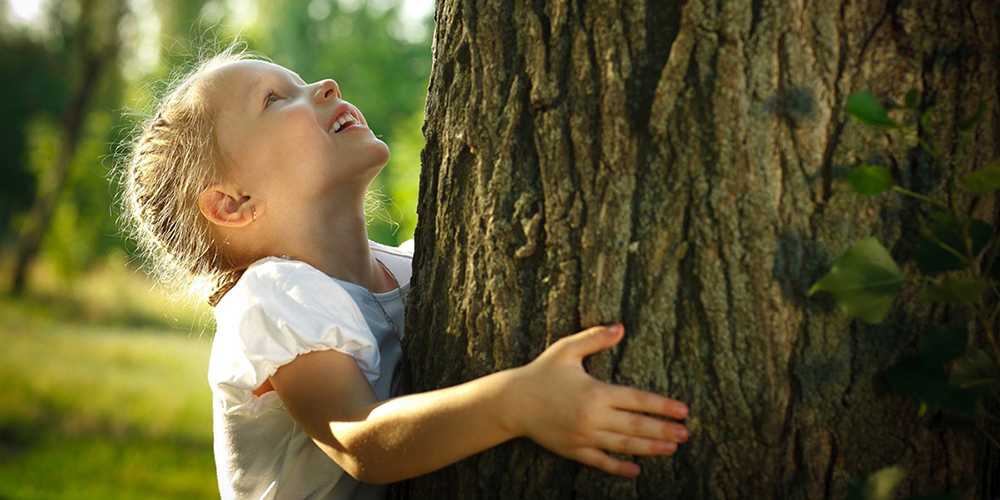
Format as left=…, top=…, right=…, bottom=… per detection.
left=269, top=347, right=520, bottom=484
left=268, top=324, right=690, bottom=484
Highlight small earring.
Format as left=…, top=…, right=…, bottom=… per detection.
left=251, top=206, right=257, bottom=222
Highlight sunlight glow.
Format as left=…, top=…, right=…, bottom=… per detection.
left=118, top=0, right=161, bottom=81
left=226, top=0, right=258, bottom=30
left=8, top=0, right=45, bottom=23
left=401, top=0, right=433, bottom=21
left=391, top=0, right=433, bottom=44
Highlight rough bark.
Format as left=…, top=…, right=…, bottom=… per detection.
left=402, top=0, right=1000, bottom=498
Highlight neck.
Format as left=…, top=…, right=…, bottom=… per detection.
left=260, top=188, right=394, bottom=293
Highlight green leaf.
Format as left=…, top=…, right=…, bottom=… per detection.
left=920, top=105, right=935, bottom=131
left=919, top=325, right=968, bottom=368
left=886, top=358, right=953, bottom=415
left=847, top=465, right=908, bottom=500
left=960, top=163, right=1000, bottom=195
left=914, top=212, right=994, bottom=273
left=846, top=92, right=899, bottom=129
left=807, top=237, right=904, bottom=324
left=918, top=277, right=988, bottom=304
left=957, top=102, right=985, bottom=132
left=846, top=166, right=894, bottom=195
left=903, top=89, right=919, bottom=109
left=950, top=349, right=1000, bottom=396
left=927, top=210, right=953, bottom=225
left=967, top=219, right=993, bottom=255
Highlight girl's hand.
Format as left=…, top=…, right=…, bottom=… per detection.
left=505, top=323, right=690, bottom=478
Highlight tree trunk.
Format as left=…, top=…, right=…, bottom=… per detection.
left=8, top=0, right=122, bottom=294
left=402, top=0, right=1000, bottom=498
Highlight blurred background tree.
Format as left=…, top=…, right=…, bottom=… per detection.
left=1, top=0, right=430, bottom=294
left=0, top=0, right=430, bottom=497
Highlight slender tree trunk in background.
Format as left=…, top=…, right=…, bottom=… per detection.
left=402, top=0, right=999, bottom=498
left=9, top=57, right=103, bottom=294
left=8, top=0, right=122, bottom=294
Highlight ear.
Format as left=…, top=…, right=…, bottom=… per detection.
left=198, top=185, right=255, bottom=228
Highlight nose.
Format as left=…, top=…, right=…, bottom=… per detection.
left=314, top=79, right=341, bottom=102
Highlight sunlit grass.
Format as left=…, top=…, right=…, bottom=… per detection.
left=3, top=250, right=210, bottom=332
left=0, top=258, right=218, bottom=499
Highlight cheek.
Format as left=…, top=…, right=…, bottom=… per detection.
left=279, top=110, right=332, bottom=162
left=253, top=115, right=322, bottom=167
left=284, top=105, right=324, bottom=139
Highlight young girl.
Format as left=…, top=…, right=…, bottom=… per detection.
left=119, top=44, right=690, bottom=499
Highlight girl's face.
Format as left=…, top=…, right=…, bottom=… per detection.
left=209, top=60, right=390, bottom=206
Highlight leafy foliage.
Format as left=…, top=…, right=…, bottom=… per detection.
left=2, top=0, right=432, bottom=279
left=918, top=277, right=989, bottom=304
left=914, top=211, right=993, bottom=274
left=0, top=33, right=73, bottom=244
left=845, top=165, right=893, bottom=196
left=886, top=358, right=958, bottom=416
left=960, top=163, right=1000, bottom=195
left=813, top=89, right=1000, bottom=484
left=919, top=326, right=968, bottom=368
left=951, top=349, right=1000, bottom=396
left=807, top=237, right=904, bottom=324
left=846, top=92, right=899, bottom=129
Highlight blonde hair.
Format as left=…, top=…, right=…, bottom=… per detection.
left=117, top=41, right=262, bottom=306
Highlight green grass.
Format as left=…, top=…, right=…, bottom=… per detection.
left=3, top=251, right=208, bottom=330
left=0, top=261, right=218, bottom=499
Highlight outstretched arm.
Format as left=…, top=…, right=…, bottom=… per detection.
left=268, top=324, right=690, bottom=484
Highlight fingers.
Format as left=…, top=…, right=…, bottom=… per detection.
left=592, top=430, right=678, bottom=456
left=605, top=384, right=689, bottom=420
left=555, top=324, right=624, bottom=358
left=603, top=409, right=689, bottom=443
left=574, top=447, right=641, bottom=478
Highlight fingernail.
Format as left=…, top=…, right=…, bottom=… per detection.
left=677, top=430, right=688, bottom=442
left=607, top=324, right=621, bottom=335
left=663, top=442, right=677, bottom=452
left=628, top=464, right=641, bottom=477
left=677, top=404, right=689, bottom=418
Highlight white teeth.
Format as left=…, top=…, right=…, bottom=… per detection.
left=330, top=112, right=357, bottom=133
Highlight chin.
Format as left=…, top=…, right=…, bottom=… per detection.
left=349, top=142, right=392, bottom=185
left=364, top=141, right=391, bottom=173
left=375, top=140, right=390, bottom=164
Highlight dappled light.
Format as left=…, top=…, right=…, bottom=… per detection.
left=0, top=0, right=430, bottom=496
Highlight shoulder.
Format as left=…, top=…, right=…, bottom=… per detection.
left=215, top=256, right=372, bottom=344
left=219, top=257, right=348, bottom=307
left=208, top=257, right=381, bottom=416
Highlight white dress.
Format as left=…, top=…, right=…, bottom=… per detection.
left=208, top=240, right=413, bottom=500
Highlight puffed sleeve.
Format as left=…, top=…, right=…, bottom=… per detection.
left=208, top=257, right=380, bottom=416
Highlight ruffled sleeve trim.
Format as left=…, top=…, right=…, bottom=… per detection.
left=208, top=257, right=381, bottom=416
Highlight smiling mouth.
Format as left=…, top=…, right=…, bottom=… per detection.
left=329, top=110, right=363, bottom=134
left=335, top=121, right=365, bottom=133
